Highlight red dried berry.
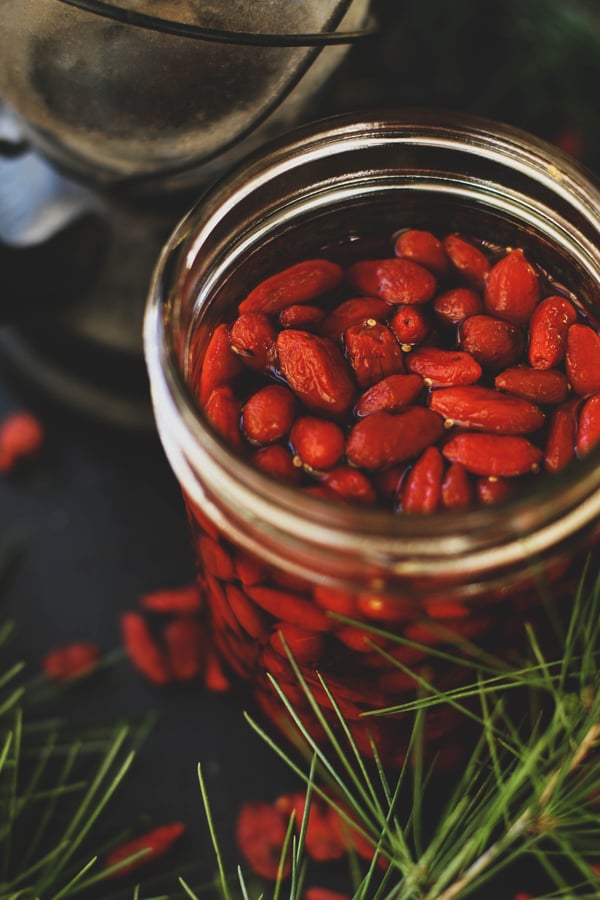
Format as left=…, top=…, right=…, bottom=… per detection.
left=399, top=445, right=444, bottom=514
left=139, top=584, right=202, bottom=614
left=528, top=295, right=577, bottom=370
left=354, top=373, right=423, bottom=417
left=199, top=323, right=243, bottom=404
left=320, top=466, right=377, bottom=504
left=346, top=407, right=444, bottom=469
left=276, top=329, right=355, bottom=418
left=565, top=323, right=600, bottom=396
left=429, top=385, right=545, bottom=434
left=204, top=385, right=243, bottom=449
left=239, top=259, right=343, bottom=314
left=42, top=642, right=100, bottom=682
left=344, top=320, right=405, bottom=388
left=236, top=802, right=291, bottom=880
left=390, top=303, right=431, bottom=345
left=442, top=433, right=543, bottom=477
left=433, top=287, right=483, bottom=325
left=544, top=399, right=580, bottom=473
left=242, top=384, right=297, bottom=444
left=494, top=366, right=569, bottom=405
left=442, top=233, right=490, bottom=288
left=458, top=314, right=525, bottom=373
left=304, top=889, right=352, bottom=900
left=290, top=416, right=345, bottom=470
left=163, top=617, right=205, bottom=681
left=476, top=476, right=515, bottom=506
left=0, top=411, right=45, bottom=473
left=347, top=257, right=437, bottom=304
left=104, top=823, right=185, bottom=877
left=252, top=444, right=302, bottom=483
left=229, top=311, right=276, bottom=371
left=405, top=347, right=482, bottom=386
left=320, top=296, right=391, bottom=341
left=576, top=392, right=600, bottom=456
left=120, top=612, right=171, bottom=685
left=441, top=461, right=473, bottom=509
left=484, top=249, right=540, bottom=326
left=279, top=303, right=325, bottom=329
left=394, top=228, right=449, bottom=275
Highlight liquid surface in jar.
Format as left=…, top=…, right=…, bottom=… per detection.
left=190, top=227, right=600, bottom=514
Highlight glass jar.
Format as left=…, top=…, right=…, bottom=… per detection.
left=144, top=111, right=600, bottom=767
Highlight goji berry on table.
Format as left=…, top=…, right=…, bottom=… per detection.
left=0, top=411, right=45, bottom=473
left=120, top=611, right=171, bottom=685
left=104, top=822, right=185, bottom=877
left=42, top=642, right=100, bottom=682
left=236, top=801, right=291, bottom=880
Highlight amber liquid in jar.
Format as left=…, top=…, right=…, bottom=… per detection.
left=183, top=217, right=600, bottom=768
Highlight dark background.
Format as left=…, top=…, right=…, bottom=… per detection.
left=1, top=1, right=599, bottom=896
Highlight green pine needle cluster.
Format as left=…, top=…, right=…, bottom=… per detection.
left=198, top=559, right=600, bottom=900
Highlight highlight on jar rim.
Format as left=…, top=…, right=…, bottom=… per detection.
left=143, top=111, right=600, bottom=764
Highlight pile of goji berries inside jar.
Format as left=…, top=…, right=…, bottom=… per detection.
left=196, top=228, right=600, bottom=508
left=187, top=226, right=600, bottom=767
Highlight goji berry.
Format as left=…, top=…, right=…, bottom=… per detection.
left=544, top=399, right=580, bottom=473
left=484, top=248, right=540, bottom=326
left=104, top=823, right=185, bottom=877
left=347, top=257, right=437, bottom=304
left=199, top=323, right=243, bottom=404
left=394, top=227, right=449, bottom=275
left=566, top=323, right=600, bottom=396
left=576, top=392, right=600, bottom=456
left=120, top=612, right=171, bottom=685
left=230, top=311, right=276, bottom=370
left=494, top=366, right=569, bottom=405
left=320, top=296, right=391, bottom=341
left=354, top=373, right=423, bottom=417
left=42, top=642, right=100, bottom=682
left=276, top=329, right=355, bottom=418
left=290, top=416, right=345, bottom=471
left=441, top=461, right=473, bottom=509
left=442, top=233, right=490, bottom=288
left=399, top=446, right=444, bottom=513
left=252, top=444, right=302, bottom=483
left=390, top=303, right=431, bottom=345
left=139, top=584, right=202, bottom=614
left=236, top=802, right=291, bottom=880
left=433, top=287, right=483, bottom=325
left=344, top=320, right=405, bottom=388
left=458, top=314, right=525, bottom=373
left=429, top=385, right=545, bottom=434
left=239, top=259, right=343, bottom=314
left=442, top=433, right=543, bottom=477
left=163, top=617, right=204, bottom=681
left=320, top=466, right=377, bottom=504
left=528, top=295, right=577, bottom=369
left=405, top=346, right=482, bottom=386
left=304, top=888, right=351, bottom=900
left=279, top=303, right=325, bottom=329
left=242, top=384, right=297, bottom=444
left=0, top=411, right=45, bottom=473
left=204, top=385, right=243, bottom=449
left=346, top=407, right=444, bottom=469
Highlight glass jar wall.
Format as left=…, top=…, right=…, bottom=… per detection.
left=144, top=111, right=600, bottom=766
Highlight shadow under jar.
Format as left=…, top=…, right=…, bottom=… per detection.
left=144, top=111, right=600, bottom=769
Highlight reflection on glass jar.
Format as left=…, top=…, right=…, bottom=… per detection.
left=145, top=112, right=600, bottom=768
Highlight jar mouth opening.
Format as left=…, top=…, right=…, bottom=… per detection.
left=145, top=109, right=600, bottom=567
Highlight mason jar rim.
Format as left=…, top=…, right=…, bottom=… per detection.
left=144, top=109, right=600, bottom=583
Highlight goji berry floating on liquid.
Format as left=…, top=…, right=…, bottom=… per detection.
left=195, top=233, right=600, bottom=509
left=185, top=226, right=600, bottom=769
